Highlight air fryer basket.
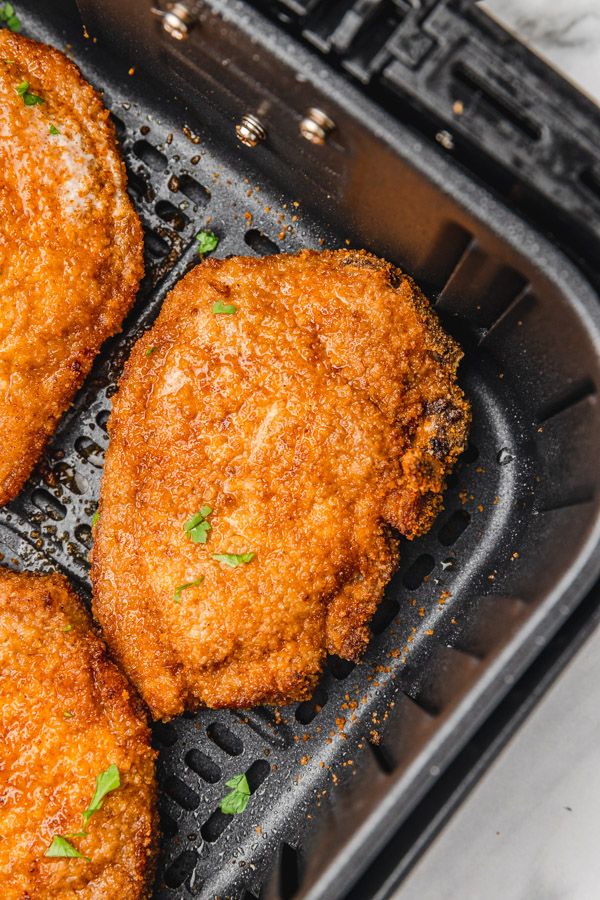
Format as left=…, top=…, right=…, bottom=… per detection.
left=5, top=3, right=600, bottom=899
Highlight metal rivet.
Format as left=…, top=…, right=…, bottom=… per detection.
left=151, top=2, right=197, bottom=41
left=235, top=114, right=267, bottom=148
left=299, top=107, right=335, bottom=145
left=435, top=129, right=454, bottom=151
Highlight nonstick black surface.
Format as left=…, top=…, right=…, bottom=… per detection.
left=5, top=3, right=600, bottom=899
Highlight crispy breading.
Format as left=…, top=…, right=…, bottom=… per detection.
left=0, top=569, right=157, bottom=898
left=92, top=250, right=470, bottom=718
left=0, top=32, right=143, bottom=505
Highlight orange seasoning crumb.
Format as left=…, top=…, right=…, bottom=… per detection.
left=128, top=67, right=135, bottom=76
left=425, top=628, right=434, bottom=636
left=300, top=755, right=310, bottom=766
left=438, top=590, right=451, bottom=606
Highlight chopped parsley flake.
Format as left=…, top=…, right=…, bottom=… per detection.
left=63, top=710, right=75, bottom=719
left=44, top=835, right=89, bottom=861
left=145, top=346, right=156, bottom=357
left=173, top=577, right=204, bottom=603
left=183, top=506, right=212, bottom=544
left=196, top=229, right=218, bottom=256
left=91, top=510, right=99, bottom=527
left=62, top=624, right=73, bottom=633
left=212, top=552, right=255, bottom=568
left=0, top=3, right=21, bottom=32
left=212, top=301, right=237, bottom=315
left=16, top=79, right=44, bottom=106
left=82, top=764, right=120, bottom=827
left=49, top=123, right=60, bottom=135
left=220, top=773, right=251, bottom=814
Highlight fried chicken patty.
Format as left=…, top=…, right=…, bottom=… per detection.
left=0, top=569, right=157, bottom=898
left=92, top=250, right=470, bottom=718
left=0, top=32, right=143, bottom=505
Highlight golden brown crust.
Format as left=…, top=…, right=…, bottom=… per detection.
left=0, top=32, right=143, bottom=505
left=92, top=250, right=470, bottom=718
left=0, top=568, right=157, bottom=898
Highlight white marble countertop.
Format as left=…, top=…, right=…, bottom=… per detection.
left=482, top=0, right=600, bottom=105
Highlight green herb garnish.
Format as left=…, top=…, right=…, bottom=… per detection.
left=145, top=346, right=156, bottom=357
left=62, top=624, right=73, bottom=633
left=44, top=835, right=89, bottom=861
left=212, top=552, right=255, bottom=568
left=91, top=510, right=99, bottom=527
left=212, top=301, right=237, bottom=315
left=0, top=3, right=21, bottom=32
left=81, top=764, right=120, bottom=827
left=173, top=577, right=204, bottom=603
left=183, top=505, right=212, bottom=544
left=49, top=123, right=60, bottom=135
left=64, top=710, right=75, bottom=719
left=16, top=79, right=44, bottom=106
left=196, top=229, right=218, bottom=256
left=220, top=773, right=251, bottom=814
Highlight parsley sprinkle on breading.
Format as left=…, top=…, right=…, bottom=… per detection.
left=173, top=577, right=204, bottom=603
left=212, top=552, right=255, bottom=568
left=183, top=505, right=212, bottom=544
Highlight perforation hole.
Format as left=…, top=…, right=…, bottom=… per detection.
left=52, top=462, right=88, bottom=495
left=246, top=758, right=270, bottom=791
left=164, top=775, right=200, bottom=810
left=461, top=442, right=479, bottom=465
left=328, top=655, right=355, bottom=679
left=402, top=553, right=435, bottom=590
left=127, top=168, right=155, bottom=202
left=144, top=228, right=170, bottom=259
left=201, top=809, right=230, bottom=843
left=153, top=721, right=178, bottom=747
left=185, top=748, right=221, bottom=783
left=438, top=509, right=470, bottom=547
left=160, top=810, right=178, bottom=839
left=164, top=850, right=199, bottom=889
left=368, top=739, right=395, bottom=774
left=179, top=173, right=210, bottom=206
left=96, top=409, right=110, bottom=432
left=279, top=843, right=301, bottom=900
left=31, top=489, right=66, bottom=521
left=295, top=685, right=328, bottom=724
left=75, top=524, right=92, bottom=549
left=109, top=112, right=126, bottom=138
left=207, top=722, right=243, bottom=755
left=155, top=199, right=189, bottom=231
left=133, top=139, right=167, bottom=170
left=244, top=228, right=280, bottom=255
left=370, top=595, right=400, bottom=634
left=74, top=436, right=104, bottom=468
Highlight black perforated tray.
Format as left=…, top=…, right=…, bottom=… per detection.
left=6, top=3, right=600, bottom=898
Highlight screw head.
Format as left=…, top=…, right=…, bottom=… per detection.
left=151, top=3, right=195, bottom=41
left=235, top=114, right=267, bottom=148
left=163, top=11, right=188, bottom=40
left=299, top=108, right=335, bottom=145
